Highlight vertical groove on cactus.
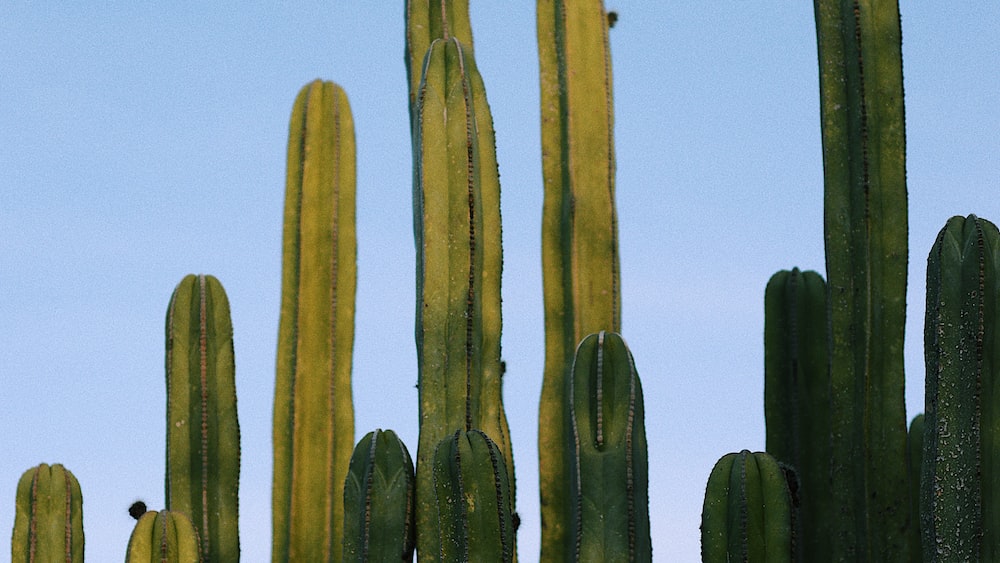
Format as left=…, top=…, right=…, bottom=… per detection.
left=273, top=79, right=357, bottom=563
left=12, top=463, right=84, bottom=563
left=814, top=0, right=909, bottom=558
left=537, top=1, right=620, bottom=558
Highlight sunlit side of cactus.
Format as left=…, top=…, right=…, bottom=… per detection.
left=11, top=463, right=84, bottom=563
left=125, top=510, right=202, bottom=563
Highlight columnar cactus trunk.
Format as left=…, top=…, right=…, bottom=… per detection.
left=814, top=0, right=910, bottom=558
left=272, top=79, right=357, bottom=563
left=906, top=413, right=924, bottom=562
left=701, top=450, right=797, bottom=563
left=342, top=429, right=416, bottom=562
left=404, top=0, right=472, bottom=131
left=165, top=274, right=240, bottom=562
left=125, top=510, right=202, bottom=563
left=921, top=215, right=1000, bottom=560
left=536, top=1, right=620, bottom=559
left=567, top=331, right=650, bottom=561
left=11, top=463, right=84, bottom=563
left=411, top=33, right=512, bottom=559
left=763, top=268, right=829, bottom=560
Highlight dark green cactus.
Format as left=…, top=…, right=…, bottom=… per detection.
left=763, top=268, right=830, bottom=560
left=272, top=79, right=357, bottom=563
left=431, top=429, right=514, bottom=563
left=410, top=33, right=512, bottom=559
left=921, top=215, right=1000, bottom=560
left=342, top=429, right=415, bottom=562
left=165, top=274, right=240, bottom=562
left=11, top=463, right=84, bottom=563
left=567, top=331, right=650, bottom=561
left=536, top=1, right=621, bottom=558
left=814, top=0, right=910, bottom=558
left=906, top=413, right=924, bottom=562
left=701, top=450, right=797, bottom=563
left=404, top=0, right=472, bottom=131
left=125, top=510, right=202, bottom=563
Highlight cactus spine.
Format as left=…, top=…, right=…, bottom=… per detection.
left=814, top=0, right=909, bottom=558
left=125, top=510, right=202, bottom=563
left=342, top=429, right=416, bottom=562
left=165, top=274, right=240, bottom=562
left=431, top=429, right=514, bottom=563
left=272, top=79, right=357, bottom=562
left=536, top=1, right=620, bottom=558
left=567, top=331, right=650, bottom=561
left=11, top=463, right=84, bottom=563
left=701, top=450, right=797, bottom=563
left=921, top=215, right=1000, bottom=560
left=763, top=268, right=829, bottom=560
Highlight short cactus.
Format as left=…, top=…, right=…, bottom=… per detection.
left=11, top=463, right=84, bottom=563
left=125, top=510, right=202, bottom=563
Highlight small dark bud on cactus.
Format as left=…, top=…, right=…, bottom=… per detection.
left=129, top=500, right=147, bottom=520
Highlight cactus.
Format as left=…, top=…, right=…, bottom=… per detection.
left=410, top=32, right=512, bottom=558
left=701, top=450, right=797, bottom=563
left=125, top=510, right=202, bottom=563
left=342, top=429, right=415, bottom=562
left=431, top=429, right=514, bottom=563
left=11, top=463, right=84, bottom=563
left=272, top=79, right=357, bottom=562
left=165, top=274, right=240, bottom=562
left=763, top=268, right=830, bottom=559
left=404, top=0, right=472, bottom=131
left=813, top=0, right=910, bottom=558
left=906, top=413, right=924, bottom=562
left=536, top=1, right=621, bottom=558
left=921, top=215, right=1000, bottom=560
left=566, top=331, right=650, bottom=561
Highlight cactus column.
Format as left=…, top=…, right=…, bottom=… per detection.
left=272, top=79, right=357, bottom=563
left=11, top=463, right=84, bottom=563
left=814, top=0, right=909, bottom=558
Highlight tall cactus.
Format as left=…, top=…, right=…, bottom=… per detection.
left=165, top=274, right=240, bottom=562
left=536, top=1, right=620, bottom=558
left=125, top=510, right=202, bottom=563
left=763, top=268, right=830, bottom=560
left=906, top=413, right=924, bottom=562
left=701, top=450, right=797, bottom=563
left=567, top=331, right=650, bottom=561
left=921, top=215, right=1000, bottom=560
left=431, top=429, right=515, bottom=563
left=272, top=79, right=357, bottom=563
left=342, top=429, right=416, bottom=562
left=11, top=463, right=84, bottom=563
left=813, top=0, right=909, bottom=558
left=404, top=0, right=472, bottom=131
left=410, top=29, right=512, bottom=558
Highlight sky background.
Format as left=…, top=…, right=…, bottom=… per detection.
left=2, top=3, right=998, bottom=560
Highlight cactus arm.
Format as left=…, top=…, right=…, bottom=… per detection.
left=404, top=0, right=472, bottom=131
left=125, top=510, right=202, bottom=563
left=272, top=79, right=357, bottom=563
left=165, top=274, right=240, bottom=562
left=537, top=2, right=620, bottom=559
left=814, top=0, right=909, bottom=558
left=11, top=463, right=84, bottom=563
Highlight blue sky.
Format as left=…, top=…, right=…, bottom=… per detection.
left=2, top=4, right=998, bottom=560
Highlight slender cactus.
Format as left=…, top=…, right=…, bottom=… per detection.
left=701, top=450, right=797, bottom=563
left=431, top=429, right=514, bottom=563
left=814, top=0, right=909, bottom=558
left=342, top=429, right=415, bottom=562
left=125, top=510, right=202, bottom=563
left=567, top=331, right=649, bottom=561
left=411, top=34, right=511, bottom=559
left=906, top=413, right=924, bottom=562
left=537, top=1, right=620, bottom=558
left=11, top=463, right=84, bottom=563
left=404, top=0, right=472, bottom=131
left=165, top=274, right=240, bottom=562
left=921, top=215, right=1000, bottom=560
left=763, top=268, right=829, bottom=560
left=272, top=79, right=357, bottom=563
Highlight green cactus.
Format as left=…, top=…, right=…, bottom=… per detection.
left=431, top=429, right=514, bottom=563
left=404, top=0, right=472, bottom=131
left=125, top=510, right=202, bottom=563
left=763, top=268, right=830, bottom=560
left=921, top=215, right=1000, bottom=560
left=165, top=274, right=240, bottom=562
left=272, top=79, right=357, bottom=563
left=342, top=429, right=415, bottom=562
left=701, top=450, right=797, bottom=563
left=813, top=0, right=910, bottom=558
left=11, top=463, right=84, bottom=563
left=410, top=33, right=512, bottom=559
left=566, top=331, right=649, bottom=562
left=906, top=413, right=924, bottom=562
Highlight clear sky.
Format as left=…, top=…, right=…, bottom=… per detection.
left=2, top=3, right=998, bottom=560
